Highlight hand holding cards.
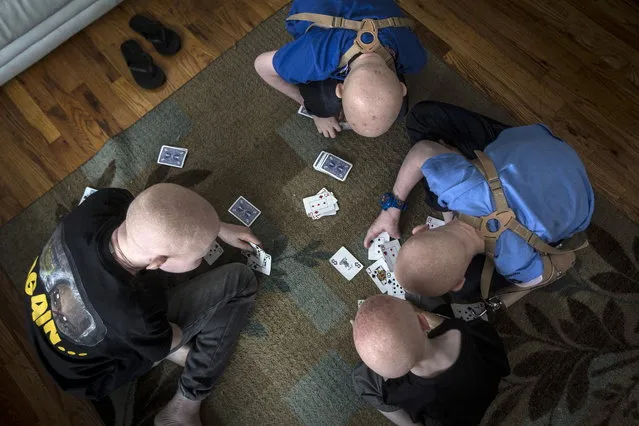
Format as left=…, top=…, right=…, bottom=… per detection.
left=243, top=242, right=271, bottom=275
left=313, top=151, right=353, bottom=182
left=364, top=236, right=406, bottom=299
left=426, top=216, right=446, bottom=229
left=303, top=188, right=339, bottom=220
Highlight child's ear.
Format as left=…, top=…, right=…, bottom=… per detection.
left=146, top=255, right=168, bottom=270
left=335, top=83, right=344, bottom=99
left=451, top=277, right=466, bottom=292
left=401, top=82, right=407, bottom=97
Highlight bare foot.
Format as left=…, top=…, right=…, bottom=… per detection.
left=312, top=116, right=341, bottom=138
left=154, top=393, right=202, bottom=426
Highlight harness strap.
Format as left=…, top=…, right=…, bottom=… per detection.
left=456, top=150, right=589, bottom=303
left=286, top=13, right=414, bottom=69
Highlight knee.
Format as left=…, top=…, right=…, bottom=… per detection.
left=254, top=51, right=275, bottom=77
left=351, top=362, right=376, bottom=398
left=224, top=262, right=258, bottom=294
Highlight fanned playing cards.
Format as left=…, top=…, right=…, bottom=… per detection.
left=242, top=242, right=271, bottom=275
left=364, top=237, right=407, bottom=299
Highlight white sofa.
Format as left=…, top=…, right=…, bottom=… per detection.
left=0, top=0, right=124, bottom=86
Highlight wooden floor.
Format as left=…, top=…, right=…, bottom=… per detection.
left=0, top=0, right=638, bottom=424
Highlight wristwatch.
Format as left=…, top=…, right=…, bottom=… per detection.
left=379, top=192, right=408, bottom=211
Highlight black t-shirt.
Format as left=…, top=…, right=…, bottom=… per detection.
left=24, top=188, right=172, bottom=399
left=383, top=318, right=510, bottom=425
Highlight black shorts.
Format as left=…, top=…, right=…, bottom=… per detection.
left=405, top=101, right=511, bottom=213
left=298, top=75, right=409, bottom=119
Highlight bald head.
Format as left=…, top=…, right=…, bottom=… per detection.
left=125, top=184, right=220, bottom=263
left=340, top=54, right=406, bottom=137
left=353, top=295, right=426, bottom=378
left=395, top=226, right=473, bottom=297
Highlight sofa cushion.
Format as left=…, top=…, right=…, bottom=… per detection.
left=0, top=0, right=79, bottom=49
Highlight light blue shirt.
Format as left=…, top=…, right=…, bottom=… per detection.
left=422, top=124, right=594, bottom=283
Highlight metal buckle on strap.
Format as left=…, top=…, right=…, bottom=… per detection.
left=476, top=296, right=505, bottom=318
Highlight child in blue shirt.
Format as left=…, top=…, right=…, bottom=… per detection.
left=364, top=101, right=594, bottom=304
left=254, top=0, right=427, bottom=138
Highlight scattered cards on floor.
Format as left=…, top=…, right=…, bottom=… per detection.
left=228, top=196, right=261, bottom=226
left=157, top=145, right=188, bottom=168
left=366, top=258, right=392, bottom=293
left=303, top=188, right=339, bottom=220
left=313, top=151, right=353, bottom=182
left=426, top=216, right=446, bottom=229
left=203, top=241, right=224, bottom=265
left=365, top=245, right=406, bottom=300
left=330, top=247, right=363, bottom=281
left=368, top=232, right=390, bottom=260
left=297, top=106, right=352, bottom=131
left=243, top=242, right=271, bottom=275
left=79, top=187, right=98, bottom=205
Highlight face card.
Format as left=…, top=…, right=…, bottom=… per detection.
left=203, top=241, right=224, bottom=266
left=386, top=273, right=406, bottom=300
left=248, top=253, right=271, bottom=275
left=228, top=196, right=261, bottom=227
left=366, top=258, right=391, bottom=293
left=79, top=187, right=98, bottom=205
left=320, top=153, right=353, bottom=182
left=380, top=240, right=401, bottom=272
left=426, top=216, right=446, bottom=229
left=298, top=105, right=313, bottom=119
left=329, top=247, right=363, bottom=281
left=368, top=232, right=390, bottom=260
left=157, top=145, right=188, bottom=168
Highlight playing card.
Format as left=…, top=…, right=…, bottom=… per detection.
left=228, top=196, right=261, bottom=226
left=303, top=188, right=339, bottom=220
left=297, top=105, right=313, bottom=118
left=78, top=187, right=98, bottom=205
left=313, top=151, right=329, bottom=170
left=340, top=122, right=352, bottom=131
left=386, top=273, right=406, bottom=300
left=157, top=145, right=188, bottom=168
left=357, top=299, right=365, bottom=309
left=380, top=240, right=401, bottom=272
left=248, top=253, right=271, bottom=275
left=426, top=216, right=446, bottom=229
left=319, top=153, right=353, bottom=182
left=366, top=258, right=391, bottom=293
left=368, top=232, right=390, bottom=260
left=242, top=242, right=266, bottom=264
left=203, top=241, right=224, bottom=266
left=330, top=247, right=363, bottom=281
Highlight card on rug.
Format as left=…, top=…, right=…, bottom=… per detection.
left=386, top=273, right=406, bottom=300
left=79, top=187, right=98, bottom=205
left=228, top=196, right=261, bottom=227
left=157, top=145, right=188, bottom=168
left=366, top=258, right=391, bottom=293
left=330, top=247, right=363, bottom=281
left=203, top=241, right=224, bottom=266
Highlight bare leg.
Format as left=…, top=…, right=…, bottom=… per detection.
left=380, top=409, right=423, bottom=426
left=254, top=51, right=304, bottom=104
left=154, top=393, right=202, bottom=426
left=165, top=343, right=192, bottom=368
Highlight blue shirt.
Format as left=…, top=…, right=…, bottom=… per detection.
left=273, top=0, right=427, bottom=84
left=422, top=124, right=594, bottom=283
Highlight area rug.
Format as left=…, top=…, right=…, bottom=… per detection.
left=1, top=7, right=638, bottom=426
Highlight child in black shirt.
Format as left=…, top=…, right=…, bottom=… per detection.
left=352, top=295, right=510, bottom=425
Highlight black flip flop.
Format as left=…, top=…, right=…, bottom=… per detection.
left=120, top=40, right=166, bottom=90
left=129, top=15, right=181, bottom=56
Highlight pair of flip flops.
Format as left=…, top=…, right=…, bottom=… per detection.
left=121, top=15, right=182, bottom=90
